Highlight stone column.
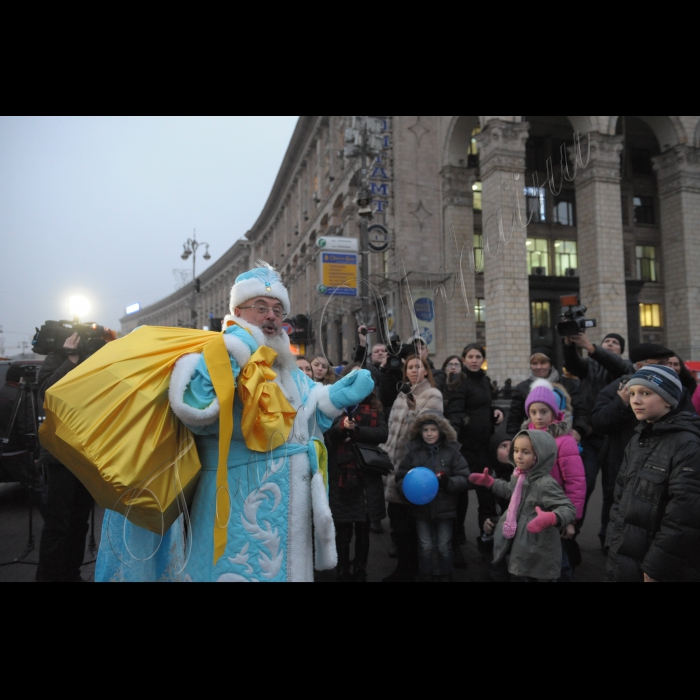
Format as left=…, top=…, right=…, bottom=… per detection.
left=441, top=165, right=477, bottom=354
left=476, top=120, right=531, bottom=386
left=653, top=146, right=700, bottom=360
left=572, top=132, right=628, bottom=345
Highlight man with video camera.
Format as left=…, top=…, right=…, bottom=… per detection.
left=562, top=331, right=634, bottom=524
left=36, top=332, right=97, bottom=582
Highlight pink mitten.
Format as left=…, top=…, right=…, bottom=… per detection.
left=527, top=507, right=557, bottom=534
left=468, top=468, right=494, bottom=488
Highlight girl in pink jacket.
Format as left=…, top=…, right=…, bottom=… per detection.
left=523, top=379, right=586, bottom=525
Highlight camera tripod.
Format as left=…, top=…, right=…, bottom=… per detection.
left=0, top=377, right=42, bottom=567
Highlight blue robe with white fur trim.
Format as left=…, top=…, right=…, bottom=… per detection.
left=96, top=319, right=350, bottom=582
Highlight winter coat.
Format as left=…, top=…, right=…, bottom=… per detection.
left=693, top=386, right=700, bottom=416
left=521, top=417, right=586, bottom=520
left=506, top=368, right=583, bottom=437
left=605, top=410, right=700, bottom=582
left=380, top=379, right=444, bottom=504
left=327, top=401, right=389, bottom=524
left=591, top=376, right=696, bottom=483
left=491, top=430, right=576, bottom=580
left=562, top=341, right=634, bottom=436
left=394, top=413, right=470, bottom=520
left=445, top=368, right=495, bottom=473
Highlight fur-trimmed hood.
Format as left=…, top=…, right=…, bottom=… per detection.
left=408, top=412, right=457, bottom=443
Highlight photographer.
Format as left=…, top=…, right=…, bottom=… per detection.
left=353, top=325, right=387, bottom=387
left=36, top=332, right=96, bottom=582
left=562, top=332, right=634, bottom=523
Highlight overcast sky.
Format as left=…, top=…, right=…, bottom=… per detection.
left=0, top=116, right=299, bottom=357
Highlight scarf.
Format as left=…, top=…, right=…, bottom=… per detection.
left=503, top=468, right=527, bottom=539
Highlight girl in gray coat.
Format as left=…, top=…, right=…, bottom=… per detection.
left=470, top=430, right=576, bottom=582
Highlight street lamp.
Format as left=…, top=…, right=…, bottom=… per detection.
left=180, top=229, right=211, bottom=328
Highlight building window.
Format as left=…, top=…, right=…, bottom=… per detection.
left=554, top=240, right=578, bottom=277
left=473, top=233, right=484, bottom=272
left=472, top=181, right=482, bottom=212
left=527, top=238, right=550, bottom=275
left=634, top=195, right=655, bottom=225
left=531, top=301, right=551, bottom=329
left=526, top=136, right=547, bottom=173
left=640, top=303, right=662, bottom=328
left=524, top=187, right=547, bottom=223
left=474, top=298, right=485, bottom=323
left=636, top=245, right=659, bottom=282
left=468, top=127, right=481, bottom=168
left=553, top=189, right=576, bottom=226
left=631, top=148, right=653, bottom=175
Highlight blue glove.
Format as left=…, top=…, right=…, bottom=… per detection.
left=328, top=369, right=375, bottom=409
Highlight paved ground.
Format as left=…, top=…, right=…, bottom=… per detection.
left=0, top=473, right=609, bottom=583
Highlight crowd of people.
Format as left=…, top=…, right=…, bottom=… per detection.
left=5, top=260, right=699, bottom=582
left=309, top=325, right=700, bottom=582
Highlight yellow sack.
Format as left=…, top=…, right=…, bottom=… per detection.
left=39, top=326, right=231, bottom=535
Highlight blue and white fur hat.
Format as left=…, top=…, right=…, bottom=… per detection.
left=230, top=260, right=290, bottom=316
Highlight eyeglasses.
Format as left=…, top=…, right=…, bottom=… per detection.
left=238, top=303, right=287, bottom=319
left=446, top=362, right=462, bottom=369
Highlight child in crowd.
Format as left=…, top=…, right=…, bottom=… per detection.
left=523, top=379, right=586, bottom=579
left=606, top=365, right=700, bottom=581
left=395, top=413, right=470, bottom=582
left=470, top=430, right=576, bottom=582
left=488, top=433, right=514, bottom=515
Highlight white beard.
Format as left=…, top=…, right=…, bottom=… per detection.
left=263, top=330, right=298, bottom=374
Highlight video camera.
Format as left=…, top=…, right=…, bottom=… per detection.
left=556, top=295, right=597, bottom=337
left=32, top=320, right=113, bottom=356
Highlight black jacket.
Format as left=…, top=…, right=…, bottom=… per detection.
left=327, top=401, right=388, bottom=524
left=605, top=411, right=700, bottom=582
left=506, top=370, right=583, bottom=436
left=395, top=435, right=470, bottom=520
left=562, top=342, right=634, bottom=436
left=445, top=369, right=495, bottom=472
left=591, top=376, right=696, bottom=480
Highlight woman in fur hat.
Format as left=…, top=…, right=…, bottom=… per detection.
left=395, top=413, right=470, bottom=581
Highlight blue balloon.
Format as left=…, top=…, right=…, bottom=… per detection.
left=402, top=467, right=439, bottom=505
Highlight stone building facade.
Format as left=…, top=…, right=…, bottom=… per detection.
left=121, top=115, right=700, bottom=386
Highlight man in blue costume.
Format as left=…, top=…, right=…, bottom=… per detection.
left=97, top=262, right=373, bottom=582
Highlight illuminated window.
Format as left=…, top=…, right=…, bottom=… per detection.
left=475, top=298, right=485, bottom=323
left=527, top=238, right=550, bottom=275
left=473, top=233, right=484, bottom=271
left=554, top=240, right=578, bottom=276
left=472, top=181, right=482, bottom=212
left=531, top=301, right=551, bottom=329
left=468, top=127, right=481, bottom=167
left=525, top=187, right=547, bottom=223
left=636, top=245, right=659, bottom=282
left=640, top=303, right=662, bottom=328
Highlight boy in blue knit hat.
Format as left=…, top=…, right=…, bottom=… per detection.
left=605, top=364, right=700, bottom=582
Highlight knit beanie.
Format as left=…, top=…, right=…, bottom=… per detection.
left=530, top=346, right=553, bottom=363
left=603, top=333, right=625, bottom=354
left=626, top=365, right=683, bottom=409
left=525, top=379, right=564, bottom=419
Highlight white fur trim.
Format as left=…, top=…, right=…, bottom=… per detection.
left=169, top=353, right=220, bottom=426
left=530, top=378, right=555, bottom=391
left=222, top=333, right=252, bottom=369
left=230, top=278, right=290, bottom=316
left=311, top=472, right=337, bottom=571
left=314, top=384, right=344, bottom=421
left=287, top=453, right=314, bottom=582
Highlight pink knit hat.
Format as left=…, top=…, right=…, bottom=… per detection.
left=525, top=379, right=564, bottom=419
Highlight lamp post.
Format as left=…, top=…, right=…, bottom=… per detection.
left=180, top=229, right=211, bottom=328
